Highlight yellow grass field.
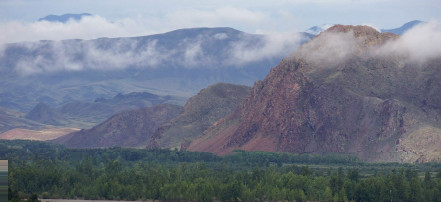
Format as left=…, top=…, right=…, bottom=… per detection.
left=0, top=128, right=80, bottom=141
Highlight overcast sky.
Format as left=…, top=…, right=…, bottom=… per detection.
left=0, top=0, right=440, bottom=44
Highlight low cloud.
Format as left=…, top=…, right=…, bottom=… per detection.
left=0, top=11, right=310, bottom=75
left=295, top=31, right=360, bottom=67
left=3, top=29, right=307, bottom=75
left=0, top=7, right=270, bottom=48
left=374, top=21, right=441, bottom=63
left=0, top=15, right=153, bottom=47
left=6, top=21, right=440, bottom=76
left=293, top=21, right=441, bottom=68
left=229, top=32, right=307, bottom=66
left=12, top=39, right=174, bottom=75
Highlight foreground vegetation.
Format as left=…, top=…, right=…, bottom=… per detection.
left=2, top=140, right=441, bottom=202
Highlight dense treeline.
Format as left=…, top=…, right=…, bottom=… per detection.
left=0, top=140, right=359, bottom=166
left=2, top=140, right=441, bottom=201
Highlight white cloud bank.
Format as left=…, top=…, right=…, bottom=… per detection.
left=0, top=10, right=310, bottom=75
left=3, top=29, right=308, bottom=75
left=0, top=7, right=273, bottom=47
left=375, top=21, right=441, bottom=63
left=229, top=32, right=305, bottom=65
left=0, top=15, right=152, bottom=47
left=295, top=21, right=441, bottom=68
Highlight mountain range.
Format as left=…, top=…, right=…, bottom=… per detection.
left=0, top=19, right=420, bottom=114
left=3, top=18, right=439, bottom=163
left=0, top=27, right=311, bottom=113
left=53, top=83, right=250, bottom=148
left=24, top=91, right=185, bottom=128
left=0, top=90, right=185, bottom=141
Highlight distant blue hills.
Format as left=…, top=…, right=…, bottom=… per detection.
left=381, top=20, right=424, bottom=35
left=38, top=13, right=92, bottom=23
left=37, top=13, right=424, bottom=35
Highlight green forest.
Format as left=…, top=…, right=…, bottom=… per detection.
left=2, top=139, right=441, bottom=202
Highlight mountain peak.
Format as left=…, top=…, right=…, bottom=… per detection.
left=38, top=13, right=92, bottom=23
left=324, top=24, right=380, bottom=36
left=305, top=24, right=335, bottom=35
left=292, top=24, right=398, bottom=67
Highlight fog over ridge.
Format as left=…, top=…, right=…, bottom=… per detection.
left=375, top=21, right=441, bottom=63
left=293, top=21, right=441, bottom=68
left=2, top=18, right=440, bottom=76
left=0, top=27, right=308, bottom=75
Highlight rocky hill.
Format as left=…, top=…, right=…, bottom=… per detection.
left=188, top=25, right=441, bottom=163
left=52, top=104, right=183, bottom=148
left=149, top=83, right=251, bottom=149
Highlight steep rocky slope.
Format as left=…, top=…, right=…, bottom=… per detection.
left=52, top=104, right=183, bottom=148
left=149, top=83, right=251, bottom=149
left=188, top=25, right=441, bottom=163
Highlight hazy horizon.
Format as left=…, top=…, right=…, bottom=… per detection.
left=0, top=0, right=440, bottom=46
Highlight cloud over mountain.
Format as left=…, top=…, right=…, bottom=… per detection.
left=0, top=15, right=151, bottom=47
left=293, top=21, right=441, bottom=68
left=1, top=26, right=309, bottom=75
left=374, top=21, right=441, bottom=63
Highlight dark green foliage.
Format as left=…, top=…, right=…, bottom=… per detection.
left=28, top=194, right=40, bottom=202
left=3, top=140, right=441, bottom=201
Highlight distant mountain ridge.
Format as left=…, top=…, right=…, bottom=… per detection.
left=38, top=13, right=92, bottom=23
left=0, top=27, right=312, bottom=112
left=24, top=91, right=185, bottom=129
left=381, top=20, right=423, bottom=34
left=305, top=24, right=334, bottom=35
left=0, top=107, right=45, bottom=133
left=25, top=102, right=66, bottom=126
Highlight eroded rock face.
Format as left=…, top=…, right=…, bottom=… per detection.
left=188, top=25, right=441, bottom=163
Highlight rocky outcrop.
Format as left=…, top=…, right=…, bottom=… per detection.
left=188, top=25, right=441, bottom=163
